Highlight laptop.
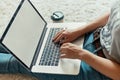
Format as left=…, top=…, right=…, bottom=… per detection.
left=0, top=0, right=85, bottom=75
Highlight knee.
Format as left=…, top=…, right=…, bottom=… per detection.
left=0, top=53, right=13, bottom=73
left=8, top=56, right=21, bottom=73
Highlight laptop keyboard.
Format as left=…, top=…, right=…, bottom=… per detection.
left=39, top=28, right=63, bottom=66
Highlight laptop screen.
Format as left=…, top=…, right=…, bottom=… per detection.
left=2, top=0, right=46, bottom=68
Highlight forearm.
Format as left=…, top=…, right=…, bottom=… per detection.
left=75, top=13, right=110, bottom=36
left=81, top=51, right=120, bottom=80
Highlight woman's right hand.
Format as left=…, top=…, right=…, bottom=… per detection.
left=52, top=29, right=81, bottom=44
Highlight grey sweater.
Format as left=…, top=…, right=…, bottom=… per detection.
left=100, top=0, right=120, bottom=63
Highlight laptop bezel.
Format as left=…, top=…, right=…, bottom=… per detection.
left=0, top=0, right=48, bottom=70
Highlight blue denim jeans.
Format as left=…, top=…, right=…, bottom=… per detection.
left=0, top=32, right=111, bottom=80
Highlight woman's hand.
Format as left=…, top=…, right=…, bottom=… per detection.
left=53, top=29, right=80, bottom=44
left=60, top=43, right=87, bottom=59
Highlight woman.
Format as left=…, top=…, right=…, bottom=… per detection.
left=53, top=0, right=120, bottom=79
left=0, top=0, right=120, bottom=80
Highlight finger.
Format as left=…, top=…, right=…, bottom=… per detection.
left=60, top=54, right=73, bottom=59
left=60, top=54, right=67, bottom=58
left=60, top=43, right=71, bottom=50
left=61, top=43, right=70, bottom=47
left=60, top=47, right=70, bottom=58
left=52, top=31, right=61, bottom=41
left=54, top=33, right=64, bottom=43
left=60, top=44, right=67, bottom=50
left=60, top=38, right=69, bottom=43
left=60, top=46, right=72, bottom=59
left=60, top=46, right=66, bottom=54
left=52, top=30, right=65, bottom=41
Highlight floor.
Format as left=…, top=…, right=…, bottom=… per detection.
left=0, top=0, right=113, bottom=80
left=0, top=74, right=37, bottom=80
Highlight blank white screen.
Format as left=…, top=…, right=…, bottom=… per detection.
left=3, top=0, right=46, bottom=67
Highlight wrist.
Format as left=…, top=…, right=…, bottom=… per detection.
left=73, top=28, right=85, bottom=38
left=78, top=49, right=92, bottom=61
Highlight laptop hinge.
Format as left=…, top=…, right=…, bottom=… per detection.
left=0, top=43, right=11, bottom=54
left=30, top=27, right=47, bottom=68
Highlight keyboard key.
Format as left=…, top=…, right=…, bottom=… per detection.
left=39, top=28, right=63, bottom=66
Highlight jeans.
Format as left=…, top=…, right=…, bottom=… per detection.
left=0, top=32, right=111, bottom=80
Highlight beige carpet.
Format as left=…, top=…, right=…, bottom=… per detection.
left=0, top=0, right=113, bottom=80
left=0, top=74, right=37, bottom=80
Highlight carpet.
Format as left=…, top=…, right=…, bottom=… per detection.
left=0, top=0, right=113, bottom=80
